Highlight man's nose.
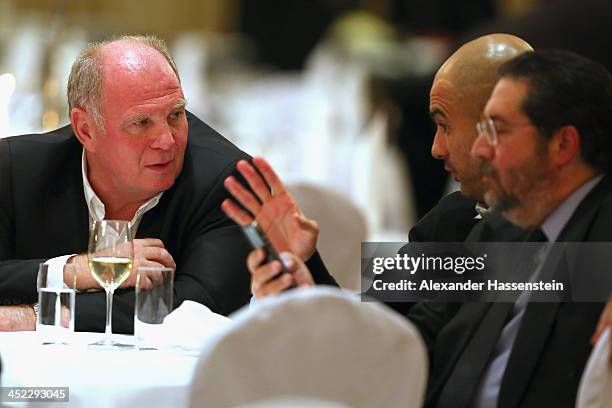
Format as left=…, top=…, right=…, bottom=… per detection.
left=150, top=124, right=175, bottom=150
left=471, top=131, right=494, bottom=162
left=431, top=131, right=448, bottom=160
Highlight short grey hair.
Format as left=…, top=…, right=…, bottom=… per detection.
left=67, top=35, right=181, bottom=129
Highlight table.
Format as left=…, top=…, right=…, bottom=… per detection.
left=0, top=332, right=201, bottom=407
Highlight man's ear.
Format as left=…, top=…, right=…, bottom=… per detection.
left=70, top=107, right=99, bottom=152
left=550, top=125, right=580, bottom=167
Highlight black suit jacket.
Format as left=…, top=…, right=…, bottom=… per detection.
left=380, top=192, right=481, bottom=315
left=0, top=112, right=336, bottom=333
left=409, top=174, right=612, bottom=408
left=408, top=191, right=480, bottom=243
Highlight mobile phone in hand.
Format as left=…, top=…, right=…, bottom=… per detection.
left=241, top=221, right=291, bottom=281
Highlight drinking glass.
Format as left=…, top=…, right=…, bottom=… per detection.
left=36, top=263, right=76, bottom=345
left=134, top=266, right=174, bottom=350
left=88, top=220, right=133, bottom=348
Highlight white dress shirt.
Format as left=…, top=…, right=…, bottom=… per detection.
left=43, top=150, right=162, bottom=287
left=473, top=174, right=604, bottom=408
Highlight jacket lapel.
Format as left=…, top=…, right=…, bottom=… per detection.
left=44, top=135, right=89, bottom=255
left=497, top=302, right=560, bottom=408
left=428, top=302, right=492, bottom=405
left=498, top=173, right=612, bottom=408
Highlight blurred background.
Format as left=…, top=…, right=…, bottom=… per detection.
left=1, top=0, right=610, bottom=289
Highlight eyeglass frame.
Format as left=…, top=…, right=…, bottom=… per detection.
left=476, top=117, right=535, bottom=146
left=477, top=117, right=506, bottom=146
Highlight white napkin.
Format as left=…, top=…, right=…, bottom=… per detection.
left=137, top=300, right=231, bottom=352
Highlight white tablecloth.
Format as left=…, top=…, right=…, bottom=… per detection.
left=0, top=332, right=201, bottom=408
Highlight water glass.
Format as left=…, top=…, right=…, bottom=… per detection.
left=134, top=267, right=174, bottom=349
left=36, top=264, right=76, bottom=345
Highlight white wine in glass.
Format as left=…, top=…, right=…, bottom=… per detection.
left=88, top=220, right=133, bottom=349
left=89, top=256, right=133, bottom=291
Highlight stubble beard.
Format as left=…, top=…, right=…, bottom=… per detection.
left=480, top=159, right=554, bottom=229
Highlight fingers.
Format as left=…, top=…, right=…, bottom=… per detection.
left=221, top=199, right=254, bottom=226
left=123, top=262, right=170, bottom=289
left=246, top=248, right=266, bottom=274
left=252, top=156, right=287, bottom=196
left=147, top=270, right=165, bottom=286
left=279, top=252, right=314, bottom=288
left=120, top=267, right=139, bottom=289
left=134, top=238, right=165, bottom=248
left=224, top=176, right=262, bottom=215
left=124, top=240, right=175, bottom=289
left=293, top=214, right=319, bottom=260
left=134, top=271, right=154, bottom=291
left=258, top=273, right=294, bottom=298
left=248, top=248, right=294, bottom=298
left=294, top=213, right=319, bottom=234
left=248, top=250, right=314, bottom=299
left=136, top=245, right=176, bottom=270
left=236, top=160, right=272, bottom=203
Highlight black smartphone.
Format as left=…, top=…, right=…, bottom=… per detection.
left=241, top=221, right=290, bottom=279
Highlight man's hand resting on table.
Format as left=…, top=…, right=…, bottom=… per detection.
left=68, top=238, right=176, bottom=291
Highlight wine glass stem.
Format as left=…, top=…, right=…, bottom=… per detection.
left=105, top=289, right=114, bottom=343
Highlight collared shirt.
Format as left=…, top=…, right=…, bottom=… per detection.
left=44, top=149, right=163, bottom=287
left=473, top=173, right=604, bottom=408
left=474, top=202, right=490, bottom=219
left=540, top=174, right=604, bottom=242
left=80, top=150, right=162, bottom=234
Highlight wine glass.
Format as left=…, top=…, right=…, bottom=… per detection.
left=88, top=220, right=133, bottom=348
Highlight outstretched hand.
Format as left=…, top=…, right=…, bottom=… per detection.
left=221, top=156, right=318, bottom=261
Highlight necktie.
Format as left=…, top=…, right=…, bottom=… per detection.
left=436, top=228, right=548, bottom=408
left=526, top=228, right=547, bottom=243
left=514, top=228, right=549, bottom=311
left=435, top=302, right=513, bottom=408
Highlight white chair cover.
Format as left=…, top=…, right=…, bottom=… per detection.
left=287, top=183, right=367, bottom=292
left=235, top=396, right=351, bottom=408
left=189, top=287, right=427, bottom=408
left=576, top=328, right=612, bottom=408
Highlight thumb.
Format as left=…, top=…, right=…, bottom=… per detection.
left=280, top=251, right=313, bottom=287
left=294, top=213, right=319, bottom=234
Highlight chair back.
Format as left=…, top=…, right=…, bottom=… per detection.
left=189, top=287, right=427, bottom=408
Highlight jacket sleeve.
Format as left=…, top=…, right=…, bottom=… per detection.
left=0, top=138, right=43, bottom=305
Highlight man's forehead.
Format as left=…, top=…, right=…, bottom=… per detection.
left=97, top=43, right=182, bottom=108
left=99, top=41, right=177, bottom=81
left=485, top=78, right=528, bottom=116
left=430, top=79, right=457, bottom=110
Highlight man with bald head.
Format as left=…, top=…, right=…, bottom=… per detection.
left=0, top=35, right=253, bottom=332
left=220, top=40, right=612, bottom=407
left=409, top=33, right=533, bottom=242
left=219, top=34, right=534, bottom=299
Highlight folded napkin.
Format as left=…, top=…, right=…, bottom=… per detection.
left=137, top=300, right=231, bottom=352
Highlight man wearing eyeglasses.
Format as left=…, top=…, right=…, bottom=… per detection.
left=419, top=50, right=612, bottom=408
left=222, top=34, right=534, bottom=300
left=224, top=49, right=612, bottom=406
